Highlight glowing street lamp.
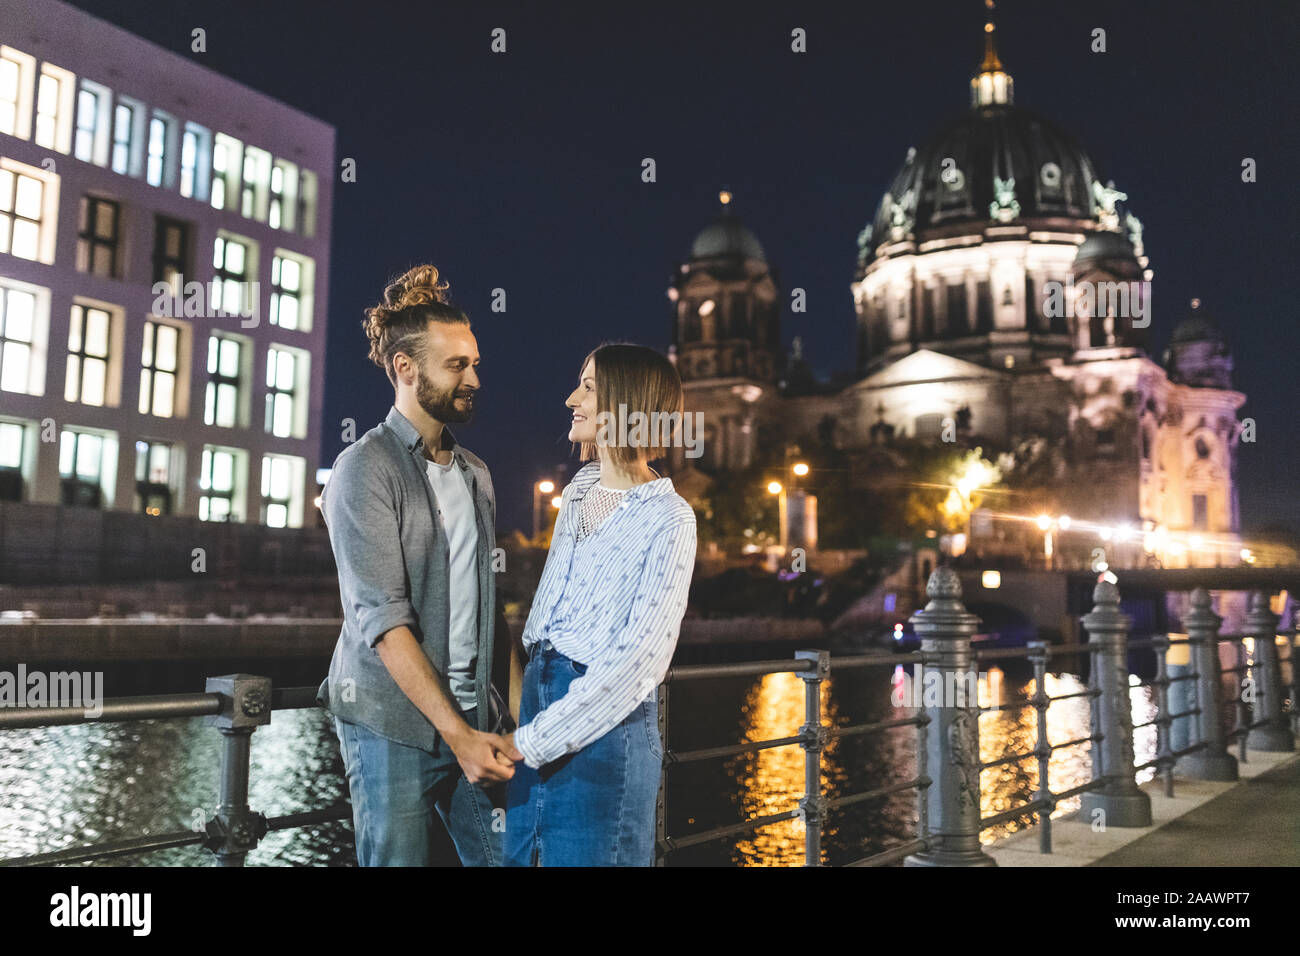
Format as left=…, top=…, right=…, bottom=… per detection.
left=767, top=481, right=783, bottom=496
left=792, top=462, right=810, bottom=477
left=533, top=478, right=558, bottom=539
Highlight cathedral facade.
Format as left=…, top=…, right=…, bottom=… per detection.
left=666, top=22, right=1245, bottom=570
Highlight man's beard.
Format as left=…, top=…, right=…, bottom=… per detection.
left=416, top=370, right=475, bottom=424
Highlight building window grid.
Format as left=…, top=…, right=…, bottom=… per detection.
left=0, top=287, right=36, bottom=394
left=146, top=115, right=167, bottom=186
left=205, top=334, right=242, bottom=428
left=135, top=438, right=173, bottom=515
left=111, top=102, right=134, bottom=175
left=0, top=166, right=45, bottom=260
left=58, top=428, right=104, bottom=507
left=199, top=446, right=239, bottom=522
left=180, top=126, right=200, bottom=198
left=240, top=152, right=257, bottom=218
left=211, top=138, right=229, bottom=209
left=139, top=319, right=179, bottom=417
left=265, top=346, right=299, bottom=438
left=65, top=304, right=111, bottom=407
left=34, top=72, right=58, bottom=147
left=212, top=235, right=251, bottom=315
left=0, top=420, right=23, bottom=472
left=0, top=56, right=20, bottom=136
left=153, top=216, right=190, bottom=294
left=261, top=454, right=295, bottom=527
left=74, top=85, right=100, bottom=162
left=270, top=255, right=303, bottom=330
left=77, top=195, right=121, bottom=278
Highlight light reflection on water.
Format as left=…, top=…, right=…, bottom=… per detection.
left=0, top=708, right=351, bottom=866
left=0, top=667, right=1157, bottom=866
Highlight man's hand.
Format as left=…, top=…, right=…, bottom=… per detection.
left=445, top=724, right=524, bottom=785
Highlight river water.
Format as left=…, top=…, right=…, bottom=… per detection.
left=0, top=659, right=1162, bottom=866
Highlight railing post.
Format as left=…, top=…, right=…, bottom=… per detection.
left=903, top=568, right=995, bottom=867
left=1027, top=640, right=1053, bottom=853
left=204, top=674, right=271, bottom=867
left=1245, top=591, right=1296, bottom=753
left=795, top=649, right=829, bottom=867
left=1179, top=588, right=1239, bottom=780
left=1079, top=580, right=1151, bottom=827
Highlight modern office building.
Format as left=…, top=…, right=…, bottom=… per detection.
left=0, top=0, right=333, bottom=530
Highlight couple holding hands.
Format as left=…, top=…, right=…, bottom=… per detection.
left=316, top=264, right=697, bottom=866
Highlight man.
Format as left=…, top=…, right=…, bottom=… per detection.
left=317, top=264, right=524, bottom=866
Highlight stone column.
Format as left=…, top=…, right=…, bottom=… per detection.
left=1179, top=588, right=1239, bottom=780
left=1245, top=591, right=1296, bottom=752
left=904, top=568, right=996, bottom=867
left=1078, top=581, right=1152, bottom=827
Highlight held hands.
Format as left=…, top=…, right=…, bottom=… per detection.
left=446, top=723, right=524, bottom=785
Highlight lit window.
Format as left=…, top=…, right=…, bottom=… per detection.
left=0, top=47, right=36, bottom=139
left=146, top=113, right=172, bottom=187
left=265, top=345, right=303, bottom=438
left=271, top=252, right=313, bottom=331
left=76, top=195, right=121, bottom=277
left=296, top=169, right=317, bottom=237
left=66, top=304, right=112, bottom=406
left=35, top=63, right=74, bottom=152
left=0, top=163, right=49, bottom=261
left=261, top=454, right=304, bottom=528
left=211, top=132, right=243, bottom=211
left=200, top=445, right=244, bottom=522
left=180, top=122, right=211, bottom=200
left=0, top=420, right=26, bottom=501
left=135, top=439, right=175, bottom=515
left=270, top=159, right=299, bottom=230
left=111, top=101, right=134, bottom=174
left=74, top=79, right=110, bottom=164
left=139, top=320, right=179, bottom=417
left=58, top=428, right=107, bottom=508
left=205, top=334, right=243, bottom=428
left=212, top=234, right=254, bottom=315
left=153, top=215, right=191, bottom=295
left=0, top=286, right=38, bottom=394
left=240, top=146, right=270, bottom=221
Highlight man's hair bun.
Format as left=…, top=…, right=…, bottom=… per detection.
left=381, top=264, right=450, bottom=311
left=363, top=264, right=469, bottom=386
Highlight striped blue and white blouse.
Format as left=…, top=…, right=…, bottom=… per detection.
left=513, top=461, right=697, bottom=768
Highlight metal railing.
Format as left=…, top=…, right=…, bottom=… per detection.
left=1, top=571, right=1294, bottom=867
left=0, top=678, right=350, bottom=867
left=653, top=569, right=1296, bottom=866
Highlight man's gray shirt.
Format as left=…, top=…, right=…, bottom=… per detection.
left=316, top=406, right=497, bottom=751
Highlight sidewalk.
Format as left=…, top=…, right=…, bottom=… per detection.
left=986, top=749, right=1299, bottom=867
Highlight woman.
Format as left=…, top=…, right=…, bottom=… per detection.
left=504, top=343, right=697, bottom=866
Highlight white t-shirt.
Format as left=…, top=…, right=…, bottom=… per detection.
left=425, top=456, right=479, bottom=712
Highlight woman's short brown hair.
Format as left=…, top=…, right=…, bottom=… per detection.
left=578, top=343, right=685, bottom=467
left=363, top=264, right=469, bottom=386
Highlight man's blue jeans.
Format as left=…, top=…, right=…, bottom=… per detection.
left=334, top=710, right=504, bottom=866
left=504, top=640, right=663, bottom=866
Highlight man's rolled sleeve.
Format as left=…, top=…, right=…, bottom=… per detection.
left=323, top=451, right=418, bottom=649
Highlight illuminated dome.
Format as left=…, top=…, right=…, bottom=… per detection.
left=691, top=215, right=766, bottom=263
left=856, top=17, right=1131, bottom=269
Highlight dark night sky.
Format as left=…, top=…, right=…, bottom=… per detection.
left=69, top=0, right=1300, bottom=536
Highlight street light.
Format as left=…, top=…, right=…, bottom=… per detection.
left=533, top=478, right=557, bottom=539
left=1035, top=514, right=1070, bottom=569
left=792, top=462, right=810, bottom=477
left=767, top=481, right=783, bottom=496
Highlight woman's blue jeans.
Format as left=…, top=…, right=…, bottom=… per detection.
left=504, top=640, right=663, bottom=866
